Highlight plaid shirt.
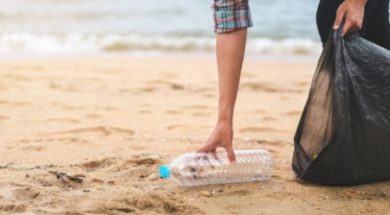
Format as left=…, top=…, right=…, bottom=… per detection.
left=212, top=0, right=253, bottom=34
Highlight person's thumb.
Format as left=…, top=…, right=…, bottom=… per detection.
left=197, top=143, right=212, bottom=153
left=334, top=7, right=345, bottom=30
left=225, top=145, right=236, bottom=164
left=197, top=135, right=218, bottom=153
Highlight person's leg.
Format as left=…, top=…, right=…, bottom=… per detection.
left=316, top=0, right=343, bottom=44
left=363, top=0, right=390, bottom=49
left=317, top=0, right=390, bottom=49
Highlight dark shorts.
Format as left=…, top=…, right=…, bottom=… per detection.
left=317, top=0, right=390, bottom=49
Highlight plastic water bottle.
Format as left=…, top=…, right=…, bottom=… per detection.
left=159, top=149, right=273, bottom=187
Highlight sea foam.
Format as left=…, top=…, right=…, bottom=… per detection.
left=0, top=32, right=321, bottom=56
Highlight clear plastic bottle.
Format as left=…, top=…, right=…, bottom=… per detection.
left=159, top=149, right=273, bottom=187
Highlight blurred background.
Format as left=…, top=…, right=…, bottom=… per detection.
left=0, top=0, right=323, bottom=57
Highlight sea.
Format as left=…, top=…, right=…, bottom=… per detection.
left=0, top=0, right=374, bottom=56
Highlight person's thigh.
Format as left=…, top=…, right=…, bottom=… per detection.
left=316, top=0, right=343, bottom=44
left=364, top=0, right=390, bottom=49
left=212, top=0, right=253, bottom=34
left=317, top=0, right=390, bottom=49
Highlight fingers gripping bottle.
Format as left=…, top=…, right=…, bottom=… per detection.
left=159, top=149, right=273, bottom=187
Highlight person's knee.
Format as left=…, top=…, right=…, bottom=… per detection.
left=212, top=0, right=253, bottom=34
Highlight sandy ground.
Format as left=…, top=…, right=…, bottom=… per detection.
left=0, top=56, right=389, bottom=215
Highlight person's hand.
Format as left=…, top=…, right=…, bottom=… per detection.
left=197, top=120, right=236, bottom=163
left=333, top=0, right=367, bottom=36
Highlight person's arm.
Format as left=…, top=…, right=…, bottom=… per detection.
left=197, top=29, right=248, bottom=163
left=333, top=0, right=368, bottom=36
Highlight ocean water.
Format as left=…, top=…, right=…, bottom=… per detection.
left=0, top=0, right=341, bottom=56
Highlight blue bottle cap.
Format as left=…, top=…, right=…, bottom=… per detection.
left=159, top=165, right=171, bottom=179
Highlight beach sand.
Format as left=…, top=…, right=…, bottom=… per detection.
left=0, top=56, right=389, bottom=215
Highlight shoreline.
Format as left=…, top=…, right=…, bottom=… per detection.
left=0, top=51, right=320, bottom=64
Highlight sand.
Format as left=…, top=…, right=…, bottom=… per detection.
left=0, top=56, right=389, bottom=215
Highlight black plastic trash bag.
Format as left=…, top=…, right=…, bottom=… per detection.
left=292, top=27, right=390, bottom=186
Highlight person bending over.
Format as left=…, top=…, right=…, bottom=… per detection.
left=198, top=0, right=390, bottom=163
